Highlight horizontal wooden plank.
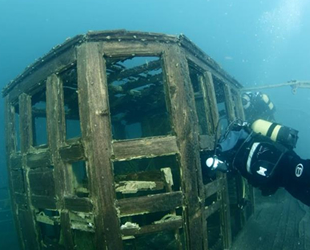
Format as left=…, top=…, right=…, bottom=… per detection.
left=205, top=200, right=221, bottom=219
left=59, top=139, right=85, bottom=162
left=28, top=169, right=55, bottom=196
left=121, top=217, right=183, bottom=236
left=101, top=41, right=164, bottom=57
left=116, top=191, right=183, bottom=217
left=87, top=30, right=178, bottom=43
left=112, top=136, right=178, bottom=161
left=31, top=195, right=57, bottom=209
left=64, top=197, right=93, bottom=212
left=204, top=178, right=225, bottom=198
left=26, top=150, right=51, bottom=169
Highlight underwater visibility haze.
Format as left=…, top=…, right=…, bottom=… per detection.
left=0, top=0, right=310, bottom=249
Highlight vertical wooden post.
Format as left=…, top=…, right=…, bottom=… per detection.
left=19, top=93, right=33, bottom=153
left=163, top=45, right=205, bottom=250
left=223, top=83, right=236, bottom=122
left=77, top=42, right=123, bottom=250
left=203, top=71, right=220, bottom=133
left=18, top=93, right=40, bottom=250
left=4, top=96, right=24, bottom=250
left=234, top=89, right=245, bottom=120
left=46, top=74, right=75, bottom=249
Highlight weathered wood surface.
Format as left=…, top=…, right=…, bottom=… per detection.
left=205, top=200, right=221, bottom=219
left=101, top=41, right=164, bottom=57
left=4, top=96, right=24, bottom=250
left=19, top=93, right=33, bottom=152
left=87, top=30, right=179, bottom=43
left=31, top=195, right=57, bottom=209
left=60, top=211, right=75, bottom=250
left=117, top=191, right=183, bottom=217
left=223, top=83, right=236, bottom=122
left=204, top=71, right=220, bottom=131
left=163, top=44, right=206, bottom=250
left=232, top=88, right=245, bottom=120
left=46, top=73, right=75, bottom=249
left=121, top=217, right=183, bottom=236
left=18, top=209, right=40, bottom=250
left=28, top=169, right=55, bottom=196
left=219, top=174, right=232, bottom=249
left=64, top=197, right=93, bottom=212
left=199, top=134, right=215, bottom=150
left=108, top=58, right=161, bottom=82
left=112, top=135, right=178, bottom=160
left=77, top=42, right=123, bottom=249
left=26, top=150, right=51, bottom=168
left=231, top=189, right=310, bottom=250
left=204, top=178, right=225, bottom=198
left=59, top=139, right=85, bottom=162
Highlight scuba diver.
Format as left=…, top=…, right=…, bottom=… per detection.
left=201, top=119, right=310, bottom=206
left=242, top=91, right=275, bottom=123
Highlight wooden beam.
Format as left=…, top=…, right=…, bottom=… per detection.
left=223, top=83, right=236, bottom=122
left=180, top=35, right=242, bottom=89
left=19, top=93, right=33, bottom=153
left=204, top=200, right=221, bottom=219
left=204, top=178, right=225, bottom=198
left=77, top=42, right=123, bottom=250
left=204, top=71, right=220, bottom=132
left=26, top=150, right=51, bottom=169
left=4, top=96, right=24, bottom=250
left=100, top=41, right=164, bottom=58
left=121, top=217, right=183, bottom=236
left=46, top=73, right=75, bottom=249
left=117, top=191, right=182, bottom=217
left=28, top=169, right=55, bottom=196
left=108, top=59, right=161, bottom=82
left=59, top=139, right=85, bottom=162
left=87, top=30, right=179, bottom=43
left=3, top=42, right=79, bottom=100
left=163, top=45, right=205, bottom=250
left=31, top=195, right=57, bottom=209
left=64, top=197, right=93, bottom=212
left=112, top=135, right=178, bottom=160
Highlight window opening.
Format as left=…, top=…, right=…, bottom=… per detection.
left=60, top=66, right=81, bottom=140
left=105, top=56, right=171, bottom=140
left=32, top=88, right=48, bottom=146
left=188, top=63, right=209, bottom=135
left=71, top=161, right=89, bottom=198
left=113, top=155, right=180, bottom=199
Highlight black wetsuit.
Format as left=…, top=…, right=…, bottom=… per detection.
left=202, top=123, right=310, bottom=206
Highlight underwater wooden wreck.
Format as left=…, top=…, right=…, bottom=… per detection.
left=3, top=30, right=254, bottom=250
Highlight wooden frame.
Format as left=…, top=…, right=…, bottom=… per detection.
left=2, top=30, right=252, bottom=250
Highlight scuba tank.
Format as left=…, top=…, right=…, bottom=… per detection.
left=251, top=119, right=298, bottom=149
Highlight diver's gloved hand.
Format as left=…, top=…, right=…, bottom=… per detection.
left=205, top=155, right=228, bottom=172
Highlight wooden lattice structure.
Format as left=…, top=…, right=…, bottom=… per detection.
left=3, top=30, right=254, bottom=250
